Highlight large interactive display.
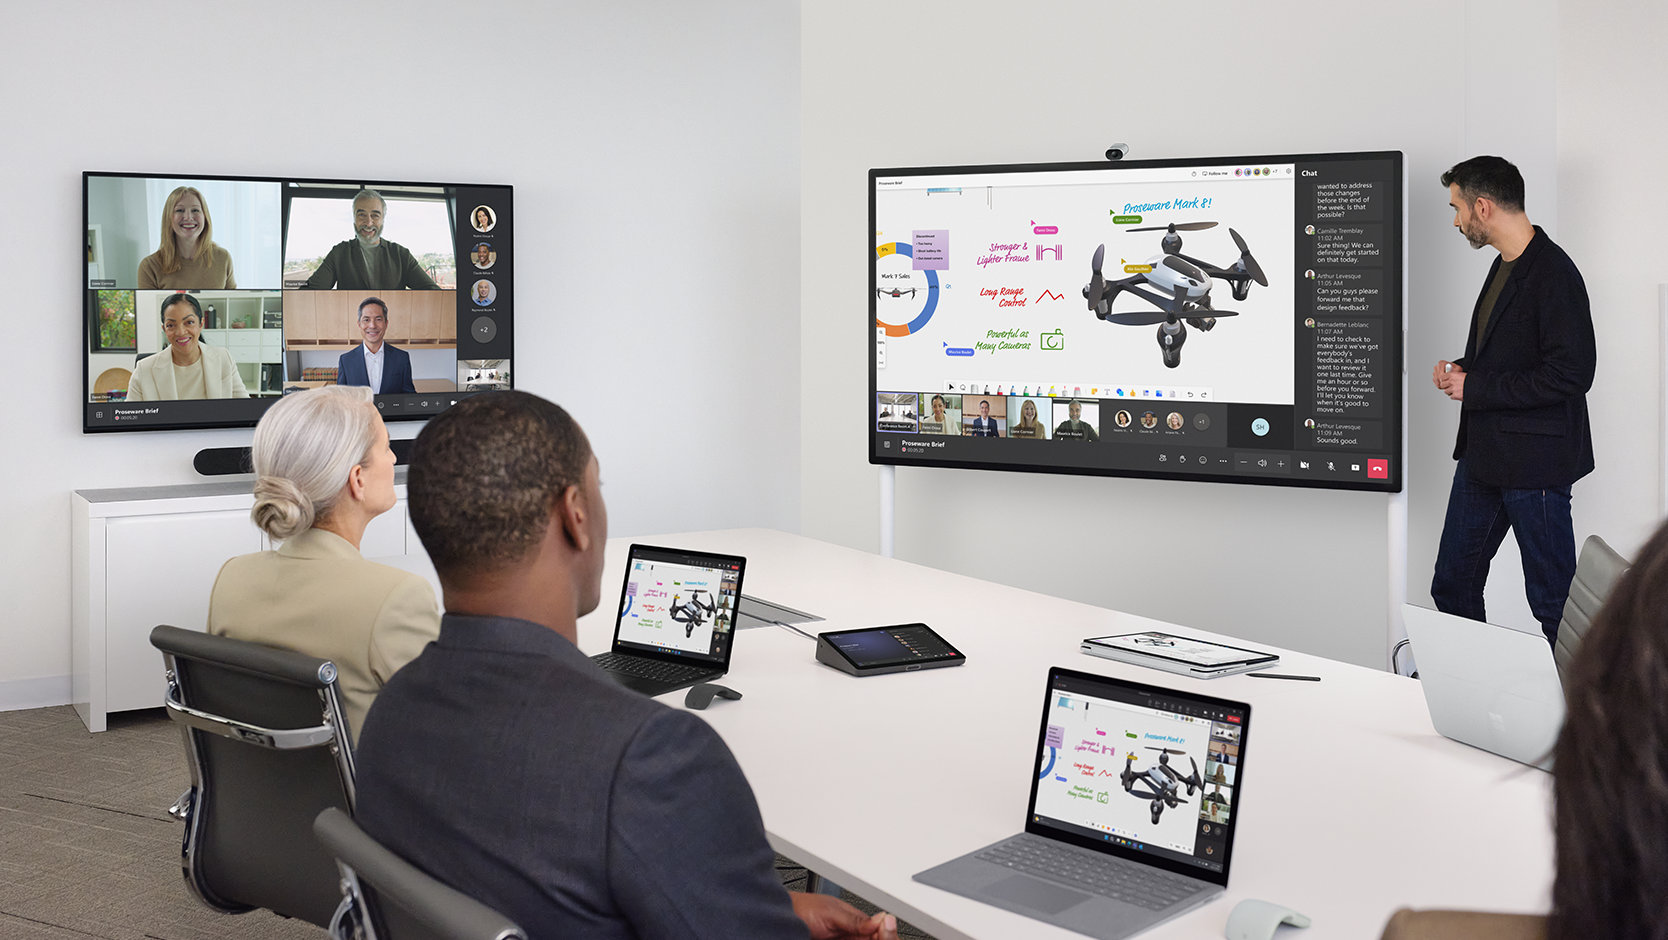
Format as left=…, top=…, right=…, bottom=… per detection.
left=84, top=172, right=513, bottom=432
left=870, top=152, right=1403, bottom=491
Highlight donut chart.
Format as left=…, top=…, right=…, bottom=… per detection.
left=875, top=241, right=940, bottom=337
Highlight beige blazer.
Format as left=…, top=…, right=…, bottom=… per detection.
left=206, top=527, right=441, bottom=742
left=127, top=342, right=249, bottom=401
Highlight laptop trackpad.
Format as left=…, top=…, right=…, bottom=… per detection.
left=984, top=874, right=1090, bottom=914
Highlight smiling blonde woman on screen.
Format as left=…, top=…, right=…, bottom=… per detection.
left=205, top=385, right=439, bottom=742
left=137, top=186, right=236, bottom=289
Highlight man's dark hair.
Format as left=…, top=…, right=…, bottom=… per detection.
left=408, top=391, right=592, bottom=579
left=1551, top=519, right=1668, bottom=938
left=358, top=296, right=389, bottom=319
left=1440, top=156, right=1525, bottom=212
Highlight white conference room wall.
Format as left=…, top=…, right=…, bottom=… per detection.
left=0, top=0, right=801, bottom=707
left=801, top=0, right=1660, bottom=668
left=1552, top=0, right=1668, bottom=559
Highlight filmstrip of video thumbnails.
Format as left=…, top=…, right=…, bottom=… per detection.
left=880, top=390, right=1180, bottom=440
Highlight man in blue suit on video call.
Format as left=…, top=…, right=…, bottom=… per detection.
left=338, top=296, right=416, bottom=394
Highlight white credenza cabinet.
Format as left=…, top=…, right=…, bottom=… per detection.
left=71, top=479, right=421, bottom=731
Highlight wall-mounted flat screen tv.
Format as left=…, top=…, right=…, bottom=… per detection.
left=84, top=172, right=513, bottom=432
left=870, top=151, right=1403, bottom=492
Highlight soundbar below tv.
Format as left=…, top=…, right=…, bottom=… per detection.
left=84, top=172, right=514, bottom=433
left=869, top=151, right=1403, bottom=492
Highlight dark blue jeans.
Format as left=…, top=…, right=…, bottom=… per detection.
left=1431, top=460, right=1576, bottom=644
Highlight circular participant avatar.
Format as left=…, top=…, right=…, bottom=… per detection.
left=471, top=205, right=497, bottom=233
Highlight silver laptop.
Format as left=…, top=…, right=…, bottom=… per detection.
left=914, top=667, right=1251, bottom=940
left=1402, top=604, right=1565, bottom=771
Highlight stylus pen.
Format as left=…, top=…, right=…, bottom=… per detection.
left=1248, top=672, right=1321, bottom=681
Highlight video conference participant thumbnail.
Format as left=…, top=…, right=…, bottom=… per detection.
left=86, top=176, right=282, bottom=291
left=1007, top=397, right=1051, bottom=440
left=303, top=189, right=440, bottom=291
left=962, top=396, right=1006, bottom=437
left=876, top=392, right=918, bottom=432
left=1053, top=399, right=1099, bottom=441
left=138, top=186, right=236, bottom=290
left=126, top=292, right=250, bottom=401
left=337, top=297, right=417, bottom=394
left=919, top=393, right=962, bottom=435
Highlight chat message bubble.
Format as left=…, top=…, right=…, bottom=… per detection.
left=1312, top=268, right=1385, bottom=317
left=1304, top=418, right=1384, bottom=450
left=1311, top=318, right=1387, bottom=420
left=1311, top=181, right=1384, bottom=222
left=1310, top=224, right=1385, bottom=267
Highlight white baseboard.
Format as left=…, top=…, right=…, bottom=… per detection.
left=0, top=675, right=72, bottom=712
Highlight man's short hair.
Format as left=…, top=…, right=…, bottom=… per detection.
left=358, top=296, right=389, bottom=319
left=408, top=391, right=592, bottom=579
left=1441, top=156, right=1525, bottom=212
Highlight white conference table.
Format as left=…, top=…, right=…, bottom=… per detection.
left=568, top=529, right=1554, bottom=940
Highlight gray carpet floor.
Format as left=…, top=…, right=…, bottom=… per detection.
left=0, top=706, right=930, bottom=939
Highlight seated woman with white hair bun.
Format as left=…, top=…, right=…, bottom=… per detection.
left=206, top=385, right=439, bottom=742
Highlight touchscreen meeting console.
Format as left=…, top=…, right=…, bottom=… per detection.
left=870, top=151, right=1403, bottom=492
left=83, top=172, right=513, bottom=432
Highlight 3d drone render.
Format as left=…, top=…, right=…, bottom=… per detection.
left=1121, top=746, right=1204, bottom=824
left=669, top=590, right=718, bottom=638
left=1083, top=221, right=1268, bottom=368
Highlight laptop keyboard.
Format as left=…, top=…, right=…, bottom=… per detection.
left=976, top=838, right=1198, bottom=911
left=592, top=653, right=715, bottom=685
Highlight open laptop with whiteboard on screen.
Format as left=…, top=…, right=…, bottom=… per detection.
left=1401, top=604, right=1564, bottom=772
left=590, top=544, right=746, bottom=697
left=914, top=666, right=1250, bottom=939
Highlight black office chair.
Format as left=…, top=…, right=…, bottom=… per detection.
left=150, top=624, right=358, bottom=928
left=314, top=808, right=528, bottom=940
left=1553, top=535, right=1631, bottom=687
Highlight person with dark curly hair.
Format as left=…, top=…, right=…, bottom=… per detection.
left=355, top=391, right=898, bottom=940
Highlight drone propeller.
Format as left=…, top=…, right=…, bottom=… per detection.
left=1229, top=228, right=1269, bottom=287
left=1145, top=746, right=1188, bottom=755
left=1107, top=310, right=1172, bottom=326
left=1129, top=222, right=1218, bottom=233
left=1086, top=244, right=1107, bottom=311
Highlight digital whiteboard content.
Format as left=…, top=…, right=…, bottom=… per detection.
left=84, top=172, right=514, bottom=432
left=869, top=152, right=1403, bottom=491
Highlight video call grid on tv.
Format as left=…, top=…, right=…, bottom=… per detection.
left=869, top=152, right=1403, bottom=492
left=83, top=172, right=513, bottom=432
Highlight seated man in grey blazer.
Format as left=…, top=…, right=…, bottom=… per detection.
left=354, top=391, right=898, bottom=940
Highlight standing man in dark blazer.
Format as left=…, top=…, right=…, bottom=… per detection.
left=353, top=392, right=898, bottom=940
left=1431, top=155, right=1596, bottom=645
left=337, top=297, right=416, bottom=394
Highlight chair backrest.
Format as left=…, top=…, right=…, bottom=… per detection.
left=1554, top=535, right=1631, bottom=687
left=150, top=624, right=357, bottom=927
left=1380, top=907, right=1546, bottom=939
left=313, top=808, right=527, bottom=940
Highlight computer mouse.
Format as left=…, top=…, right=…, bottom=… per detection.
left=685, top=683, right=743, bottom=710
left=1224, top=899, right=1310, bottom=940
